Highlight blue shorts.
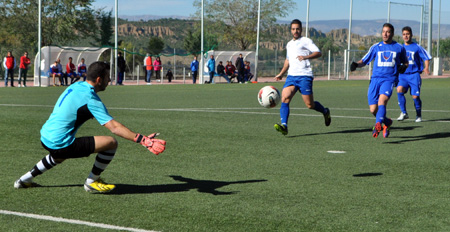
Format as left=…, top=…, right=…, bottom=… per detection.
left=367, top=78, right=395, bottom=105
left=283, top=75, right=313, bottom=95
left=398, top=72, right=421, bottom=96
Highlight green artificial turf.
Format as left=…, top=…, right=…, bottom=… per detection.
left=0, top=79, right=449, bottom=231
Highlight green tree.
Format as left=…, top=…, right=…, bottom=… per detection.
left=193, top=0, right=295, bottom=50
left=0, top=0, right=99, bottom=53
left=183, top=28, right=219, bottom=55
left=92, top=10, right=113, bottom=47
left=148, top=37, right=165, bottom=55
left=437, top=38, right=450, bottom=57
left=314, top=37, right=340, bottom=58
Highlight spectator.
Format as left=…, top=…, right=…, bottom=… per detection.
left=225, top=61, right=237, bottom=82
left=67, top=57, right=79, bottom=85
left=216, top=61, right=230, bottom=83
left=207, top=55, right=215, bottom=84
left=50, top=59, right=63, bottom=86
left=153, top=57, right=162, bottom=81
left=235, top=54, right=245, bottom=83
left=18, top=51, right=31, bottom=87
left=144, top=53, right=153, bottom=85
left=190, top=56, right=199, bottom=84
left=166, top=69, right=174, bottom=83
left=3, top=51, right=16, bottom=87
left=117, top=52, right=126, bottom=85
left=245, top=61, right=254, bottom=82
left=78, top=58, right=88, bottom=81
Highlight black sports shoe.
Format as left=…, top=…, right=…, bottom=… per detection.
left=323, top=108, right=331, bottom=126
left=274, top=123, right=288, bottom=135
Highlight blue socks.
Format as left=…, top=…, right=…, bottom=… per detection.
left=397, top=92, right=407, bottom=114
left=280, top=101, right=327, bottom=127
left=376, top=105, right=386, bottom=124
left=280, top=102, right=290, bottom=126
left=414, top=97, right=422, bottom=117
left=313, top=101, right=326, bottom=114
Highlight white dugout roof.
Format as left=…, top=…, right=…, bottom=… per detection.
left=34, top=46, right=109, bottom=84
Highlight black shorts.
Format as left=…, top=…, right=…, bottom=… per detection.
left=42, top=137, right=95, bottom=159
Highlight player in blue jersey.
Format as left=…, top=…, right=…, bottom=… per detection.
left=396, top=26, right=431, bottom=123
left=14, top=61, right=166, bottom=193
left=351, top=23, right=409, bottom=138
left=273, top=19, right=331, bottom=135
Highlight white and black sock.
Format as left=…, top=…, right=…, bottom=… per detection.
left=20, top=154, right=57, bottom=183
left=86, top=149, right=116, bottom=184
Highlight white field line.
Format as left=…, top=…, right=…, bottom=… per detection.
left=1, top=104, right=450, bottom=122
left=0, top=210, right=159, bottom=232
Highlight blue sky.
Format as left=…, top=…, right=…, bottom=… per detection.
left=92, top=0, right=450, bottom=24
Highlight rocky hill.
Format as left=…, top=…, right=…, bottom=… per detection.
left=113, top=18, right=446, bottom=53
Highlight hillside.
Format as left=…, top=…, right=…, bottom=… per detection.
left=103, top=17, right=449, bottom=58
left=112, top=18, right=384, bottom=53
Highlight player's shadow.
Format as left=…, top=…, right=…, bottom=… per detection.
left=353, top=172, right=383, bottom=177
left=384, top=131, right=450, bottom=144
left=109, top=175, right=267, bottom=195
left=287, top=126, right=420, bottom=138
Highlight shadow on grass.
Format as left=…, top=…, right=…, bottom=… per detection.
left=287, top=126, right=421, bottom=138
left=353, top=173, right=383, bottom=177
left=384, top=132, right=450, bottom=144
left=109, top=176, right=267, bottom=195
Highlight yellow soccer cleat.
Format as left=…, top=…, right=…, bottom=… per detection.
left=84, top=178, right=115, bottom=193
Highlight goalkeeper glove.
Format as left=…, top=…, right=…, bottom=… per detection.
left=350, top=62, right=358, bottom=72
left=398, top=64, right=407, bottom=74
left=134, top=133, right=166, bottom=155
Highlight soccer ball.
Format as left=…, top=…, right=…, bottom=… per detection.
left=257, top=86, right=281, bottom=108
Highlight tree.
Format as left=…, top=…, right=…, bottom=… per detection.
left=148, top=37, right=165, bottom=55
left=92, top=10, right=113, bottom=47
left=183, top=27, right=219, bottom=55
left=0, top=0, right=99, bottom=53
left=193, top=0, right=295, bottom=50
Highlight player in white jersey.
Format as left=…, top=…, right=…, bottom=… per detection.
left=273, top=19, right=331, bottom=135
left=396, top=26, right=431, bottom=122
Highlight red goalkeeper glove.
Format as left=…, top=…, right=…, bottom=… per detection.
left=134, top=133, right=166, bottom=155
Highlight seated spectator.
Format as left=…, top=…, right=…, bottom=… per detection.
left=66, top=57, right=79, bottom=85
left=50, top=59, right=63, bottom=86
left=78, top=58, right=88, bottom=81
left=244, top=61, right=254, bottom=82
left=225, top=61, right=237, bottom=82
left=166, top=69, right=173, bottom=83
left=216, top=61, right=230, bottom=83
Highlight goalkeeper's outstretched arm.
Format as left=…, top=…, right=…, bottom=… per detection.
left=103, top=119, right=166, bottom=155
left=104, top=119, right=138, bottom=141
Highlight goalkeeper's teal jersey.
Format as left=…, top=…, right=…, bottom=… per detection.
left=40, top=81, right=113, bottom=149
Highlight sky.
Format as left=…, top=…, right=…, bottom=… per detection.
left=92, top=0, right=450, bottom=25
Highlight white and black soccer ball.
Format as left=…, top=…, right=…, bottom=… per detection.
left=257, top=86, right=281, bottom=108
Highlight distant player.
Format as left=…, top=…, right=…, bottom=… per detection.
left=274, top=19, right=331, bottom=135
left=396, top=26, right=431, bottom=123
left=351, top=23, right=409, bottom=138
left=14, top=61, right=166, bottom=193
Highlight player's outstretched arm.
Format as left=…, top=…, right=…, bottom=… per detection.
left=274, top=59, right=289, bottom=81
left=104, top=120, right=166, bottom=155
left=350, top=60, right=365, bottom=72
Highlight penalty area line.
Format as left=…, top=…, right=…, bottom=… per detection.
left=0, top=210, right=159, bottom=232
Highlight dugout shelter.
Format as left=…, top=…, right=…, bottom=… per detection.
left=200, top=51, right=255, bottom=84
left=34, top=46, right=110, bottom=87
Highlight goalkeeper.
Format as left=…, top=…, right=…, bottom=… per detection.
left=350, top=23, right=408, bottom=138
left=14, top=61, right=166, bottom=193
